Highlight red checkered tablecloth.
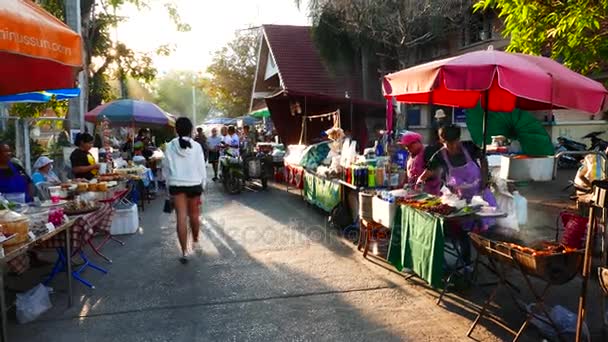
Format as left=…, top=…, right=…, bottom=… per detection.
left=6, top=204, right=114, bottom=274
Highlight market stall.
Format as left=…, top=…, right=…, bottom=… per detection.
left=381, top=49, right=608, bottom=340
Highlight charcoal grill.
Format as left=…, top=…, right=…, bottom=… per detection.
left=467, top=232, right=583, bottom=342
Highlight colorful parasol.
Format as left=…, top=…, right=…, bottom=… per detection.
left=85, top=99, right=175, bottom=127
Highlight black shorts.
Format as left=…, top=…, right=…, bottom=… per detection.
left=169, top=185, right=203, bottom=198
left=209, top=151, right=220, bottom=162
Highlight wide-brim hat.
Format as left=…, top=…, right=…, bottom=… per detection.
left=33, top=156, right=53, bottom=169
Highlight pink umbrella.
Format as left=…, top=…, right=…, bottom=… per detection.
left=383, top=50, right=608, bottom=114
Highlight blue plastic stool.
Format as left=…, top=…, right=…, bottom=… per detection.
left=43, top=248, right=108, bottom=289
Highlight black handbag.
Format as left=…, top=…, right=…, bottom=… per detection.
left=163, top=198, right=173, bottom=213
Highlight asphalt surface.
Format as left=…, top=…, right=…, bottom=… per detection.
left=9, top=181, right=513, bottom=342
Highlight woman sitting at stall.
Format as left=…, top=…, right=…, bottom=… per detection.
left=0, top=142, right=34, bottom=202
left=70, top=133, right=100, bottom=180
left=32, top=156, right=61, bottom=185
left=398, top=132, right=441, bottom=195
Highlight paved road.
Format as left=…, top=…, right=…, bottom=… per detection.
left=10, top=182, right=504, bottom=342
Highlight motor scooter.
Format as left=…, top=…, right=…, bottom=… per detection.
left=219, top=147, right=244, bottom=195
left=556, top=136, right=586, bottom=169
left=582, top=131, right=608, bottom=152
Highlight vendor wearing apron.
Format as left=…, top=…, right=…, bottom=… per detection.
left=0, top=142, right=34, bottom=202
left=418, top=125, right=497, bottom=265
left=398, top=132, right=441, bottom=195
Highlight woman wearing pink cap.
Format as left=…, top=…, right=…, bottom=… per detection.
left=398, top=132, right=441, bottom=195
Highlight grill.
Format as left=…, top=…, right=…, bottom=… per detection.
left=470, top=232, right=583, bottom=285
left=467, top=231, right=583, bottom=341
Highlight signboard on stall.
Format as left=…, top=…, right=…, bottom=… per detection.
left=453, top=108, right=467, bottom=124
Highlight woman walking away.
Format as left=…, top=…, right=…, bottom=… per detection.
left=164, top=117, right=207, bottom=264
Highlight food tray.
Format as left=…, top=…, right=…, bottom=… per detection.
left=64, top=206, right=100, bottom=216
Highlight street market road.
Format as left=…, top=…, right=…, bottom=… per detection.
left=11, top=182, right=504, bottom=342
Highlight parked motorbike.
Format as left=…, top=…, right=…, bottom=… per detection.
left=556, top=136, right=586, bottom=169
left=219, top=149, right=244, bottom=195
left=556, top=132, right=608, bottom=169
left=241, top=143, right=272, bottom=190
left=582, top=131, right=608, bottom=152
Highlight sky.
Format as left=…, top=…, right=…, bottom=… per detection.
left=117, top=0, right=310, bottom=73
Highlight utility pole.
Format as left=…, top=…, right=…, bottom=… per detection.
left=65, top=0, right=85, bottom=131
left=192, top=83, right=196, bottom=126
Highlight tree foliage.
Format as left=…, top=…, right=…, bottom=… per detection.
left=298, top=0, right=471, bottom=68
left=203, top=31, right=258, bottom=117
left=154, top=71, right=213, bottom=122
left=474, top=0, right=608, bottom=74
left=38, top=0, right=190, bottom=111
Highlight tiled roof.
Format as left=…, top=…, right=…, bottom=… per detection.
left=262, top=24, right=361, bottom=99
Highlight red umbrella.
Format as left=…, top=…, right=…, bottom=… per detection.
left=383, top=50, right=608, bottom=114
left=0, top=0, right=83, bottom=96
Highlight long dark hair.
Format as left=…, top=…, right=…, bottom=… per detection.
left=175, top=117, right=193, bottom=149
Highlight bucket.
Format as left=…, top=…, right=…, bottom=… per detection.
left=358, top=192, right=374, bottom=220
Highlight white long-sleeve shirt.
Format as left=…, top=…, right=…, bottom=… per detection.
left=163, top=137, right=207, bottom=187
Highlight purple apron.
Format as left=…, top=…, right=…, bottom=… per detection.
left=0, top=162, right=32, bottom=202
left=441, top=145, right=496, bottom=229
left=407, top=146, right=441, bottom=195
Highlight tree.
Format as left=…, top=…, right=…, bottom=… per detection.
left=203, top=31, right=258, bottom=117
left=38, top=0, right=190, bottom=111
left=154, top=71, right=213, bottom=122
left=298, top=0, right=471, bottom=68
left=474, top=0, right=608, bottom=74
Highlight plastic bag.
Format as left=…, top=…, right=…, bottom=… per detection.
left=513, top=191, right=528, bottom=226
left=527, top=304, right=590, bottom=342
left=495, top=191, right=519, bottom=231
left=16, top=284, right=52, bottom=324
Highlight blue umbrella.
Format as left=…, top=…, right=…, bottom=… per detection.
left=0, top=88, right=80, bottom=103
left=234, top=115, right=261, bottom=126
left=203, top=117, right=234, bottom=125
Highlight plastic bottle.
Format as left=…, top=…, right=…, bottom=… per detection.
left=368, top=166, right=376, bottom=188
left=513, top=191, right=528, bottom=226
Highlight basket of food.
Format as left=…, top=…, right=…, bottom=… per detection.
left=0, top=209, right=30, bottom=246
left=64, top=199, right=99, bottom=216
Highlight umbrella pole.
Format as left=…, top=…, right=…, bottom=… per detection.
left=481, top=91, right=489, bottom=156
left=481, top=91, right=490, bottom=187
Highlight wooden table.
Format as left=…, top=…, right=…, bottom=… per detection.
left=0, top=220, right=75, bottom=342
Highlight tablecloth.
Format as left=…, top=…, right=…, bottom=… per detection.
left=6, top=204, right=114, bottom=274
left=387, top=205, right=446, bottom=289
left=285, top=163, right=304, bottom=189
left=303, top=171, right=341, bottom=213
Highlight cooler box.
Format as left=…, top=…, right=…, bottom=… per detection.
left=110, top=202, right=139, bottom=235
left=499, top=156, right=555, bottom=181
left=372, top=196, right=397, bottom=229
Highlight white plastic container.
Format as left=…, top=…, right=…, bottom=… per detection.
left=372, top=196, right=397, bottom=229
left=499, top=156, right=555, bottom=181
left=110, top=203, right=139, bottom=235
